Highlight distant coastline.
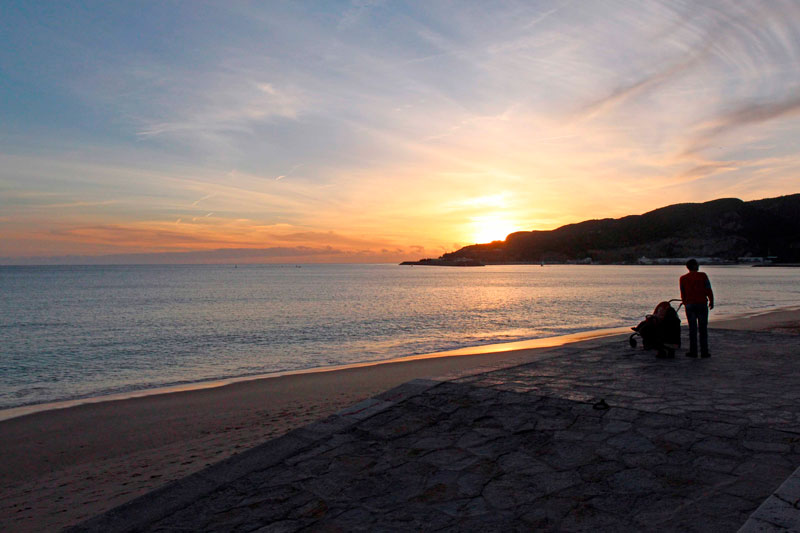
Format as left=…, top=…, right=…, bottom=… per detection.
left=401, top=259, right=799, bottom=267
left=399, top=258, right=484, bottom=267
left=402, top=194, right=800, bottom=266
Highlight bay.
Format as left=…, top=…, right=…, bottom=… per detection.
left=1, top=264, right=798, bottom=410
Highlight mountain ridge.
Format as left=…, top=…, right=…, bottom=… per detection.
left=430, top=193, right=800, bottom=264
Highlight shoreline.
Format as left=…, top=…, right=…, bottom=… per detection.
left=0, top=326, right=630, bottom=423
left=3, top=304, right=799, bottom=424
left=2, top=306, right=799, bottom=531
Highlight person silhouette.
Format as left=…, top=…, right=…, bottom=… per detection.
left=679, top=259, right=714, bottom=358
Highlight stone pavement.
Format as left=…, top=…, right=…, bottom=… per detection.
left=73, top=329, right=800, bottom=532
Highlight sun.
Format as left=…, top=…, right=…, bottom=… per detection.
left=471, top=216, right=519, bottom=244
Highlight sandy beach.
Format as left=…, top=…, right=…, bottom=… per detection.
left=1, top=308, right=798, bottom=532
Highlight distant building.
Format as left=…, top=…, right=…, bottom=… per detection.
left=637, top=256, right=723, bottom=265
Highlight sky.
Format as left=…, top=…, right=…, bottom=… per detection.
left=1, top=0, right=800, bottom=264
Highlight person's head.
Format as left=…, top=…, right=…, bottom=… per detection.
left=686, top=258, right=699, bottom=271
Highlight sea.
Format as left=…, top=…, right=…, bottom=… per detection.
left=1, top=264, right=799, bottom=412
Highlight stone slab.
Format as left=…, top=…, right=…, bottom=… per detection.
left=739, top=465, right=800, bottom=532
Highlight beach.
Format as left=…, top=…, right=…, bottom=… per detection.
left=1, top=309, right=798, bottom=531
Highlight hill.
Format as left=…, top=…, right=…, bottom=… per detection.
left=431, top=194, right=800, bottom=264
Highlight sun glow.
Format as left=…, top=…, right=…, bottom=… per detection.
left=471, top=216, right=520, bottom=244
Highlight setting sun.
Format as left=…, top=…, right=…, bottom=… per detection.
left=471, top=216, right=520, bottom=244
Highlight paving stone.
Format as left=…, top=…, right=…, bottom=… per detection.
left=316, top=507, right=374, bottom=531
left=621, top=452, right=668, bottom=468
left=661, top=427, right=704, bottom=447
left=664, top=448, right=695, bottom=465
left=552, top=505, right=622, bottom=532
left=536, top=415, right=575, bottom=431
left=697, top=493, right=756, bottom=522
left=482, top=474, right=541, bottom=510
left=586, top=492, right=639, bottom=517
left=497, top=451, right=550, bottom=474
left=607, top=431, right=657, bottom=453
left=693, top=436, right=746, bottom=458
left=528, top=469, right=582, bottom=495
left=692, top=455, right=741, bottom=473
left=773, top=468, right=800, bottom=504
left=749, top=452, right=795, bottom=469
left=743, top=440, right=791, bottom=453
left=739, top=516, right=796, bottom=532
left=639, top=412, right=681, bottom=428
left=636, top=424, right=673, bottom=440
left=455, top=469, right=496, bottom=499
left=577, top=460, right=625, bottom=482
left=605, top=407, right=640, bottom=421
left=541, top=442, right=599, bottom=470
left=735, top=459, right=793, bottom=481
left=608, top=467, right=663, bottom=493
left=407, top=433, right=458, bottom=451
left=630, top=493, right=693, bottom=526
left=420, top=447, right=479, bottom=471
left=603, top=420, right=632, bottom=433
left=255, top=519, right=306, bottom=532
left=724, top=478, right=784, bottom=503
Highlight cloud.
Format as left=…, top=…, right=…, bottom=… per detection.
left=274, top=163, right=303, bottom=181
left=684, top=93, right=800, bottom=155
left=0, top=246, right=343, bottom=265
left=49, top=224, right=226, bottom=248
left=134, top=76, right=308, bottom=148
left=679, top=161, right=741, bottom=181
left=191, top=193, right=215, bottom=207
left=577, top=48, right=709, bottom=121
left=0, top=245, right=435, bottom=265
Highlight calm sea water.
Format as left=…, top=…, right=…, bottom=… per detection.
left=1, top=264, right=798, bottom=410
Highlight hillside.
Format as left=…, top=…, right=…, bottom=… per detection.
left=433, top=194, right=800, bottom=264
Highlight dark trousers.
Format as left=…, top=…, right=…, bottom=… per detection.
left=685, top=303, right=709, bottom=355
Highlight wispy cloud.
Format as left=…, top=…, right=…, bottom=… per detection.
left=2, top=1, right=800, bottom=261
left=135, top=78, right=307, bottom=142
left=684, top=93, right=800, bottom=155
left=191, top=193, right=215, bottom=207
left=577, top=46, right=710, bottom=121
left=274, top=163, right=303, bottom=181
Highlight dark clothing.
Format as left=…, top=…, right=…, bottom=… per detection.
left=685, top=303, right=709, bottom=356
left=680, top=271, right=713, bottom=305
left=680, top=268, right=713, bottom=356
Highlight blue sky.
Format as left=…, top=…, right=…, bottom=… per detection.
left=2, top=1, right=800, bottom=263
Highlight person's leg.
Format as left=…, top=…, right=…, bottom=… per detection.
left=698, top=304, right=709, bottom=356
left=686, top=304, right=698, bottom=356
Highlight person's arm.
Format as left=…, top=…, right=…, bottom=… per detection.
left=705, top=275, right=714, bottom=310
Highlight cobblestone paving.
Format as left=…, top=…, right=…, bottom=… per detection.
left=75, top=329, right=800, bottom=532
left=455, top=329, right=800, bottom=433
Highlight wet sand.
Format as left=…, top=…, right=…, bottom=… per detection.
left=1, top=307, right=798, bottom=531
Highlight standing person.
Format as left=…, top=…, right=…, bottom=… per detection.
left=679, top=259, right=714, bottom=358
